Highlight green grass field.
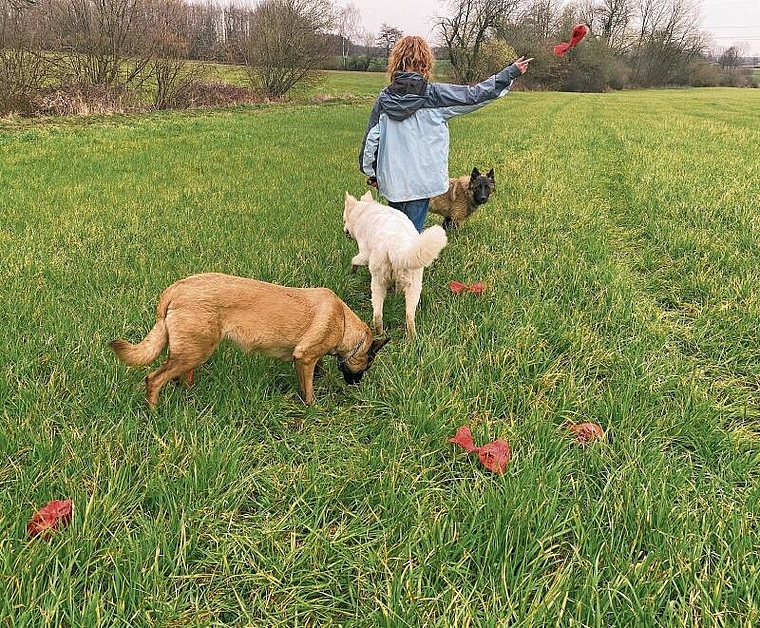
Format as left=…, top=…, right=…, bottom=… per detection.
left=2, top=81, right=760, bottom=626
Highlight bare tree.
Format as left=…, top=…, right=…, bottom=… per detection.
left=519, top=0, right=561, bottom=39
left=49, top=0, right=151, bottom=85
left=438, top=0, right=520, bottom=84
left=376, top=23, right=402, bottom=61
left=718, top=45, right=742, bottom=69
left=576, top=0, right=633, bottom=51
left=336, top=2, right=361, bottom=68
left=631, top=0, right=706, bottom=85
left=0, top=0, right=49, bottom=113
left=186, top=0, right=223, bottom=60
left=598, top=0, right=634, bottom=49
left=222, top=3, right=253, bottom=58
left=239, top=0, right=335, bottom=97
left=144, top=0, right=203, bottom=109
left=352, top=28, right=379, bottom=70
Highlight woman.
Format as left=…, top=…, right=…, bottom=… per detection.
left=359, top=36, right=532, bottom=232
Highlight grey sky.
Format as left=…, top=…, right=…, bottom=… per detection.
left=344, top=0, right=760, bottom=55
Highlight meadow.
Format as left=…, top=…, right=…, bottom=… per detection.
left=1, top=75, right=760, bottom=626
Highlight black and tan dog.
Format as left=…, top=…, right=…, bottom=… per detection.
left=110, top=273, right=388, bottom=407
left=429, top=167, right=496, bottom=230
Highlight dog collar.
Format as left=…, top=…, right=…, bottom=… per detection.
left=339, top=339, right=365, bottom=365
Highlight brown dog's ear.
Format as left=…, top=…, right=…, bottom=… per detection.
left=369, top=335, right=390, bottom=358
left=487, top=168, right=495, bottom=183
left=470, top=167, right=481, bottom=180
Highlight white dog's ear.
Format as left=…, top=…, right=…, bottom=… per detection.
left=360, top=190, right=373, bottom=202
left=345, top=191, right=357, bottom=206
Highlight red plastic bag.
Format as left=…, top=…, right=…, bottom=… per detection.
left=449, top=426, right=511, bottom=474
left=27, top=499, right=73, bottom=539
left=553, top=23, right=589, bottom=56
left=449, top=425, right=479, bottom=451
left=565, top=421, right=605, bottom=444
left=450, top=281, right=485, bottom=295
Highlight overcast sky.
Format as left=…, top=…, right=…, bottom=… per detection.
left=344, top=0, right=760, bottom=55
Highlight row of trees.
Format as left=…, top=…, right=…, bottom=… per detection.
left=0, top=0, right=338, bottom=114
left=1, top=0, right=755, bottom=116
left=439, top=0, right=756, bottom=91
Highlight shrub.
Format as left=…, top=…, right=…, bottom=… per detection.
left=0, top=49, right=48, bottom=115
left=471, top=39, right=517, bottom=83
left=165, top=80, right=273, bottom=109
left=717, top=67, right=758, bottom=88
left=31, top=83, right=140, bottom=116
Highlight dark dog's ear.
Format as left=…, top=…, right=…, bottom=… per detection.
left=470, top=167, right=481, bottom=180
left=369, top=336, right=390, bottom=359
left=487, top=168, right=495, bottom=183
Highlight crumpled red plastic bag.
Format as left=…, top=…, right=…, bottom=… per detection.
left=27, top=499, right=73, bottom=539
left=553, top=23, right=589, bottom=56
left=449, top=426, right=511, bottom=474
left=450, top=281, right=485, bottom=295
left=565, top=421, right=604, bottom=445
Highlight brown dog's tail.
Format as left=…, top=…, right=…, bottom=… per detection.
left=110, top=319, right=167, bottom=366
left=110, top=291, right=172, bottom=365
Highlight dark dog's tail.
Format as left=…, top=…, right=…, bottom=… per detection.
left=110, top=291, right=172, bottom=366
left=394, top=225, right=448, bottom=269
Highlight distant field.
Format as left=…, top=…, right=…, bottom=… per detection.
left=202, top=64, right=448, bottom=101
left=199, top=63, right=388, bottom=100
left=1, top=87, right=760, bottom=626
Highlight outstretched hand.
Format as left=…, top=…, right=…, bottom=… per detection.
left=515, top=56, right=534, bottom=74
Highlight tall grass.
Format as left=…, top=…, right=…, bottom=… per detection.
left=1, top=86, right=759, bottom=626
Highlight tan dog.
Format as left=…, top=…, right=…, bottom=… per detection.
left=429, top=167, right=495, bottom=230
left=110, top=273, right=389, bottom=407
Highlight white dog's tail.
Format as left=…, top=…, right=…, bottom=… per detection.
left=393, top=225, right=448, bottom=269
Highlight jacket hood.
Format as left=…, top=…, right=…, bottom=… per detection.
left=378, top=71, right=429, bottom=121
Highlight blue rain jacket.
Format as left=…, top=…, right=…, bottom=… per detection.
left=359, top=63, right=522, bottom=203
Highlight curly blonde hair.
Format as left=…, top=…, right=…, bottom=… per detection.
left=387, top=36, right=435, bottom=81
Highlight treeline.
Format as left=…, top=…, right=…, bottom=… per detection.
left=0, top=0, right=335, bottom=115
left=440, top=0, right=757, bottom=91
left=1, top=0, right=755, bottom=117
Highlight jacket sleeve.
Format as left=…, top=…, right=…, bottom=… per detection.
left=427, top=63, right=522, bottom=120
left=359, top=99, right=381, bottom=178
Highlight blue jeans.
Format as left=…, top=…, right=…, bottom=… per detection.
left=389, top=198, right=429, bottom=233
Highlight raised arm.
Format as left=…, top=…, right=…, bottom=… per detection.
left=429, top=57, right=533, bottom=120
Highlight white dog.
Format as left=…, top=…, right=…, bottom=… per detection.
left=343, top=191, right=447, bottom=337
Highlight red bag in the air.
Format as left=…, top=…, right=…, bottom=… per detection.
left=553, top=23, right=589, bottom=56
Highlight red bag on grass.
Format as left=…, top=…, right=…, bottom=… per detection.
left=449, top=426, right=511, bottom=474
left=450, top=281, right=485, bottom=295
left=27, top=499, right=73, bottom=539
left=565, top=421, right=605, bottom=444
